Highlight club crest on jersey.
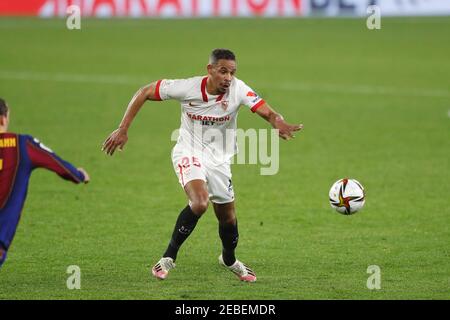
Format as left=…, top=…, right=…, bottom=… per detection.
left=221, top=100, right=229, bottom=110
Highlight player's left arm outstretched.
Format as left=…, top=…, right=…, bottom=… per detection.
left=254, top=102, right=303, bottom=140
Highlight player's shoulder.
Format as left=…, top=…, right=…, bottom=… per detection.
left=18, top=134, right=47, bottom=148
left=233, top=77, right=251, bottom=89
left=233, top=77, right=245, bottom=86
left=232, top=77, right=253, bottom=93
left=162, top=75, right=203, bottom=91
left=0, top=134, right=35, bottom=150
left=18, top=133, right=35, bottom=142
left=186, top=75, right=205, bottom=82
left=164, top=75, right=203, bottom=85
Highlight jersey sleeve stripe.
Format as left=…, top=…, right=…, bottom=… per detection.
left=154, top=80, right=163, bottom=101
left=250, top=99, right=265, bottom=113
left=201, top=77, right=208, bottom=102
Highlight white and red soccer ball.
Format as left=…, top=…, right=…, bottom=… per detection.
left=329, top=178, right=365, bottom=215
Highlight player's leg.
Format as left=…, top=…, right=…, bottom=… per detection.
left=0, top=209, right=20, bottom=269
left=163, top=179, right=209, bottom=261
left=152, top=179, right=209, bottom=280
left=152, top=151, right=209, bottom=280
left=207, top=163, right=238, bottom=265
left=207, top=162, right=256, bottom=282
left=213, top=201, right=256, bottom=282
left=213, top=201, right=238, bottom=266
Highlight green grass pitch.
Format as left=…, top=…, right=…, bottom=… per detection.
left=0, top=17, right=449, bottom=299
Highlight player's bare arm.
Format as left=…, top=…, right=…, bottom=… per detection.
left=254, top=102, right=303, bottom=140
left=102, top=81, right=160, bottom=156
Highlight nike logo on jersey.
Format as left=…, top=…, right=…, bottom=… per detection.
left=188, top=102, right=200, bottom=107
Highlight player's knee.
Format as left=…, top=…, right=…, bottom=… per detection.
left=191, top=201, right=209, bottom=215
left=221, top=216, right=237, bottom=226
left=191, top=196, right=209, bottom=215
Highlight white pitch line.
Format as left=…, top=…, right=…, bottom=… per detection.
left=0, top=70, right=145, bottom=86
left=1, top=70, right=449, bottom=99
left=270, top=82, right=450, bottom=99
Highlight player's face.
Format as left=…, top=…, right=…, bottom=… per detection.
left=208, top=59, right=237, bottom=94
left=1, top=110, right=10, bottom=131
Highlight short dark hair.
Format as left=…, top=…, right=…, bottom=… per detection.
left=209, top=48, right=236, bottom=65
left=0, top=98, right=8, bottom=117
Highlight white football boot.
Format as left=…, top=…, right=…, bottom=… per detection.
left=219, top=254, right=257, bottom=282
left=151, top=257, right=176, bottom=280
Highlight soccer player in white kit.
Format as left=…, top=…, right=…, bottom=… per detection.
left=103, top=49, right=302, bottom=282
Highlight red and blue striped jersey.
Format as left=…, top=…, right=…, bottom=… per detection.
left=0, top=132, right=85, bottom=249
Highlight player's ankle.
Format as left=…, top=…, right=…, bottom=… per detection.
left=222, top=252, right=236, bottom=266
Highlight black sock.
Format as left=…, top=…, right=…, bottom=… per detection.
left=219, top=221, right=239, bottom=266
left=163, top=205, right=200, bottom=261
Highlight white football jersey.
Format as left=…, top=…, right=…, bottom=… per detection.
left=156, top=76, right=265, bottom=164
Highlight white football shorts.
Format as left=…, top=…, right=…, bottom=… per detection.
left=171, top=146, right=234, bottom=204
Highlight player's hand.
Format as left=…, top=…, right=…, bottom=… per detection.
left=78, top=168, right=90, bottom=184
left=274, top=116, right=303, bottom=140
left=102, top=128, right=128, bottom=156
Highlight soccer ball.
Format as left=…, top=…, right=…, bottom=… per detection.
left=329, top=178, right=365, bottom=215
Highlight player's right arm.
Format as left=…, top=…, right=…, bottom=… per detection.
left=102, top=81, right=162, bottom=156
left=103, top=78, right=189, bottom=156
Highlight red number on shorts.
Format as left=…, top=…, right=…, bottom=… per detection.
left=179, top=157, right=201, bottom=169
left=180, top=157, right=190, bottom=169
